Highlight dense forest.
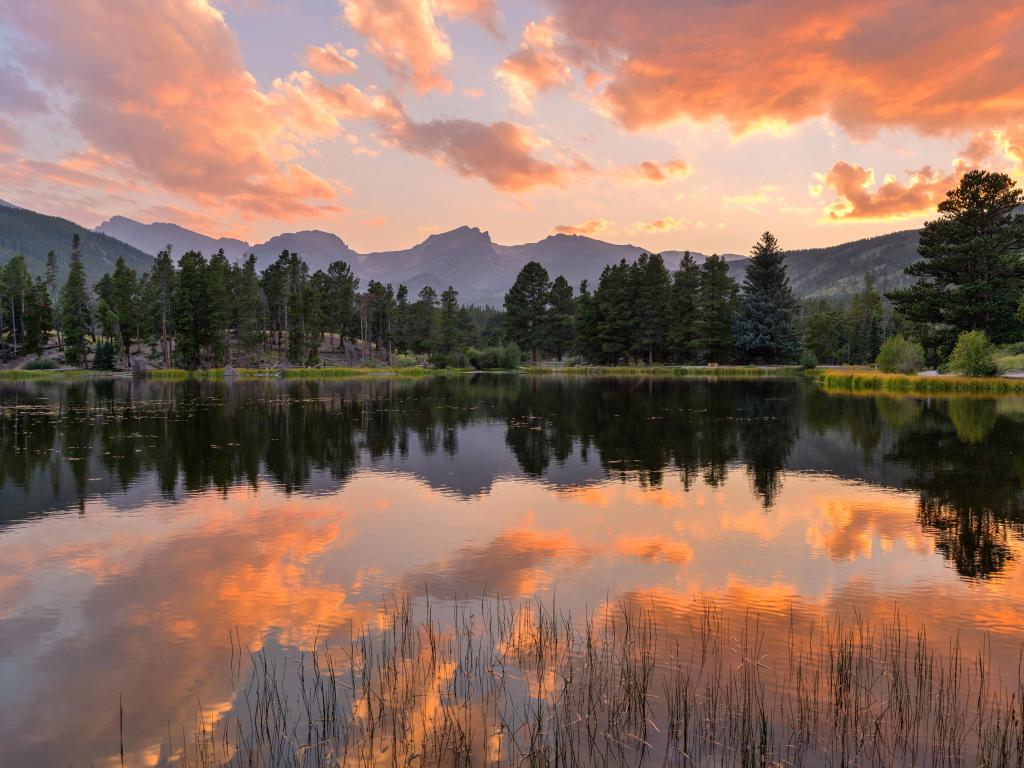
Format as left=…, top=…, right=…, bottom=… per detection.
left=1, top=170, right=1021, bottom=373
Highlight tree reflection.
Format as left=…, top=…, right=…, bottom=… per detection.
left=2, top=377, right=1023, bottom=580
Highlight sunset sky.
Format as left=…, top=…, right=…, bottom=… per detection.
left=1, top=0, right=1023, bottom=253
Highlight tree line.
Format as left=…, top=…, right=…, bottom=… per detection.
left=504, top=233, right=803, bottom=366
left=0, top=235, right=508, bottom=370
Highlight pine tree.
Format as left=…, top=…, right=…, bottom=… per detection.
left=437, top=286, right=463, bottom=355
left=546, top=275, right=574, bottom=361
left=734, top=232, right=800, bottom=364
left=393, top=285, right=411, bottom=353
left=572, top=280, right=599, bottom=361
left=46, top=250, right=62, bottom=350
left=668, top=252, right=700, bottom=362
left=59, top=234, right=91, bottom=366
left=846, top=274, right=884, bottom=364
left=324, top=260, right=358, bottom=348
left=632, top=252, right=671, bottom=363
left=696, top=254, right=740, bottom=364
left=411, top=286, right=439, bottom=355
left=235, top=254, right=267, bottom=364
left=594, top=260, right=635, bottom=364
left=504, top=261, right=551, bottom=362
left=150, top=246, right=176, bottom=368
left=206, top=249, right=233, bottom=365
left=171, top=250, right=209, bottom=369
left=110, top=256, right=140, bottom=366
left=889, top=170, right=1024, bottom=348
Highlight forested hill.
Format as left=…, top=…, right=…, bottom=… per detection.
left=0, top=205, right=153, bottom=284
left=728, top=229, right=921, bottom=298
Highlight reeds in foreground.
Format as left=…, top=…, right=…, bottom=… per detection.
left=166, top=595, right=1024, bottom=767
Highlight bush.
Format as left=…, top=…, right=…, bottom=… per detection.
left=947, top=330, right=997, bottom=377
left=875, top=335, right=925, bottom=374
left=799, top=349, right=818, bottom=370
left=467, top=343, right=522, bottom=370
left=92, top=342, right=117, bottom=371
left=22, top=357, right=59, bottom=370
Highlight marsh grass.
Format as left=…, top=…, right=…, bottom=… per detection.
left=167, top=596, right=1024, bottom=767
left=818, top=369, right=1024, bottom=394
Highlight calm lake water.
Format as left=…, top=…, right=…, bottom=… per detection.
left=1, top=375, right=1023, bottom=766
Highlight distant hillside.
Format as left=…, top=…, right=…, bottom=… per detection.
left=0, top=206, right=153, bottom=284
left=726, top=229, right=920, bottom=299
left=96, top=216, right=250, bottom=262
left=1, top=205, right=925, bottom=304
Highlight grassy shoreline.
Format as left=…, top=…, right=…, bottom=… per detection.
left=1, top=363, right=805, bottom=381
left=817, top=368, right=1024, bottom=393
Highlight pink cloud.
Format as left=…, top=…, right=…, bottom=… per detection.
left=495, top=18, right=572, bottom=112
left=818, top=162, right=958, bottom=221
left=303, top=43, right=358, bottom=77
left=553, top=218, right=611, bottom=236
left=624, top=159, right=692, bottom=183
left=340, top=0, right=499, bottom=93
left=530, top=0, right=1024, bottom=137
left=3, top=0, right=342, bottom=222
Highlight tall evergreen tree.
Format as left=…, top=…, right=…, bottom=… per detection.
left=171, top=250, right=209, bottom=369
left=324, top=260, right=358, bottom=348
left=632, top=252, right=671, bottom=363
left=149, top=247, right=176, bottom=368
left=594, top=260, right=635, bottom=363
left=411, top=286, right=439, bottom=355
left=59, top=234, right=91, bottom=366
left=110, top=256, right=140, bottom=365
left=696, top=254, right=740, bottom=364
left=668, top=252, right=700, bottom=362
left=206, top=249, right=234, bottom=365
left=235, top=254, right=267, bottom=363
left=393, top=285, right=411, bottom=353
left=734, top=232, right=800, bottom=364
left=46, top=250, right=62, bottom=350
left=438, top=285, right=463, bottom=355
left=846, top=274, right=885, bottom=364
left=889, top=170, right=1024, bottom=347
left=504, top=261, right=551, bottom=362
left=546, top=275, right=574, bottom=361
left=572, top=280, right=600, bottom=361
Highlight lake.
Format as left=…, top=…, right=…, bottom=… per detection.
left=1, top=374, right=1023, bottom=766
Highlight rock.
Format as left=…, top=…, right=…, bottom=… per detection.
left=130, top=356, right=150, bottom=375
left=224, top=365, right=238, bottom=377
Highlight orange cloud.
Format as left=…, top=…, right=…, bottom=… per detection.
left=630, top=216, right=688, bottom=233
left=625, top=159, right=692, bottom=183
left=4, top=0, right=343, bottom=222
left=495, top=17, right=571, bottom=112
left=304, top=43, right=359, bottom=76
left=391, top=117, right=573, bottom=191
left=553, top=218, right=611, bottom=236
left=341, top=0, right=498, bottom=93
left=818, top=161, right=957, bottom=221
left=615, top=534, right=693, bottom=565
left=537, top=1, right=1024, bottom=137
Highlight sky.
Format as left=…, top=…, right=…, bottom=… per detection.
left=0, top=0, right=1023, bottom=254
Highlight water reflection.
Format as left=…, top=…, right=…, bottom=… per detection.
left=1, top=376, right=1024, bottom=765
left=2, top=376, right=1022, bottom=580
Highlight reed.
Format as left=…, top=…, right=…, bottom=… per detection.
left=818, top=369, right=1024, bottom=394
left=163, top=595, right=1024, bottom=767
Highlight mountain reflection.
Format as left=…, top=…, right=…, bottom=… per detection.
left=1, top=375, right=1023, bottom=579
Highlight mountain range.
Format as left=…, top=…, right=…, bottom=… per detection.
left=0, top=200, right=921, bottom=304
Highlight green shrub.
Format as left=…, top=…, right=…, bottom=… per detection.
left=875, top=335, right=925, bottom=374
left=799, top=349, right=818, bottom=370
left=467, top=343, right=522, bottom=370
left=947, top=330, right=997, bottom=377
left=92, top=342, right=117, bottom=371
left=22, top=357, right=59, bottom=370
